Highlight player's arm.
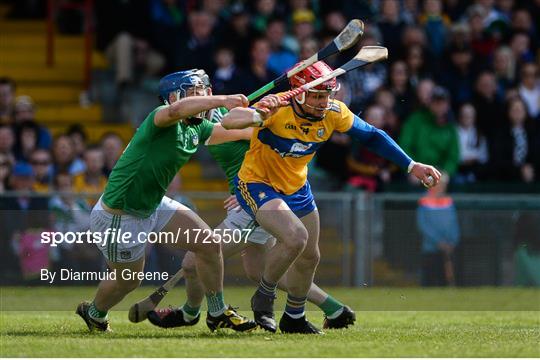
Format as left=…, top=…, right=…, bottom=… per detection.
left=206, top=124, right=253, bottom=145
left=154, top=94, right=249, bottom=127
left=221, top=94, right=288, bottom=129
left=345, top=115, right=442, bottom=186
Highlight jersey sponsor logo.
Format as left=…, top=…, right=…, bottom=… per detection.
left=290, top=142, right=312, bottom=153
left=285, top=123, right=297, bottom=130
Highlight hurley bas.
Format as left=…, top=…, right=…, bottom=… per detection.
left=40, top=269, right=169, bottom=284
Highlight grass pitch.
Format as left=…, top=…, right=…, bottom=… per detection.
left=1, top=286, right=539, bottom=357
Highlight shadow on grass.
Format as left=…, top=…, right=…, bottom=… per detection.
left=3, top=328, right=276, bottom=340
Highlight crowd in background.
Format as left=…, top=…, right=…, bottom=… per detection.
left=0, top=0, right=539, bottom=284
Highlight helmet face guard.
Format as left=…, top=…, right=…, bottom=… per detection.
left=158, top=69, right=212, bottom=123
left=293, top=84, right=340, bottom=121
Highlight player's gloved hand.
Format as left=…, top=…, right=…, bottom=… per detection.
left=224, top=195, right=241, bottom=212
left=255, top=94, right=289, bottom=119
left=223, top=94, right=249, bottom=110
left=409, top=162, right=441, bottom=188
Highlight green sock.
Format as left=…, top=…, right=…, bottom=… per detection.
left=206, top=292, right=226, bottom=317
left=88, top=301, right=108, bottom=322
left=181, top=302, right=200, bottom=321
left=319, top=295, right=344, bottom=318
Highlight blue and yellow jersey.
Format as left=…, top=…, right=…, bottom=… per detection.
left=238, top=99, right=354, bottom=195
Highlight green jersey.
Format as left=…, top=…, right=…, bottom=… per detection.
left=102, top=106, right=214, bottom=217
left=207, top=108, right=250, bottom=194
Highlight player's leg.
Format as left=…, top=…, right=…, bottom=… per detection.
left=243, top=243, right=355, bottom=329
left=156, top=198, right=256, bottom=332
left=148, top=208, right=254, bottom=328
left=279, top=209, right=323, bottom=333
left=148, top=240, right=250, bottom=328
left=77, top=201, right=150, bottom=332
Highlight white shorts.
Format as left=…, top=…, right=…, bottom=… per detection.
left=91, top=196, right=182, bottom=263
left=221, top=208, right=274, bottom=245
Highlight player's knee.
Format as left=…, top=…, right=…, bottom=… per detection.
left=182, top=251, right=197, bottom=277
left=193, top=239, right=221, bottom=258
left=297, top=249, right=320, bottom=271
left=282, top=225, right=308, bottom=254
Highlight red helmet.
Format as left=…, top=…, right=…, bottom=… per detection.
left=289, top=61, right=337, bottom=91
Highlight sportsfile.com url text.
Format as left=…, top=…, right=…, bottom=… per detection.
left=40, top=228, right=252, bottom=247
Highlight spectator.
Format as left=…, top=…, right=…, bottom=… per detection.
left=180, top=11, right=218, bottom=72
left=241, top=37, right=279, bottom=94
left=49, top=171, right=97, bottom=277
left=212, top=47, right=244, bottom=95
left=3, top=163, right=50, bottom=281
left=66, top=124, right=88, bottom=160
left=221, top=2, right=253, bottom=68
left=377, top=0, right=407, bottom=56
left=323, top=10, right=346, bottom=35
left=289, top=9, right=316, bottom=53
left=467, top=4, right=498, bottom=63
left=299, top=38, right=318, bottom=60
left=419, top=0, right=450, bottom=60
left=96, top=0, right=165, bottom=87
left=265, top=18, right=297, bottom=75
left=0, top=152, right=13, bottom=193
left=405, top=45, right=430, bottom=88
left=342, top=34, right=387, bottom=114
left=29, top=149, right=53, bottom=193
left=509, top=31, right=534, bottom=65
left=52, top=135, right=85, bottom=176
left=517, top=62, right=540, bottom=120
left=456, top=103, right=488, bottom=183
left=0, top=77, right=16, bottom=124
left=387, top=60, right=415, bottom=121
left=100, top=132, right=124, bottom=177
left=0, top=124, right=15, bottom=157
left=400, top=86, right=460, bottom=179
left=413, top=78, right=436, bottom=111
left=488, top=97, right=538, bottom=182
left=373, top=88, right=400, bottom=138
left=437, top=43, right=476, bottom=108
left=346, top=105, right=397, bottom=192
left=251, top=0, right=280, bottom=33
left=417, top=173, right=460, bottom=286
left=492, top=46, right=516, bottom=98
left=73, top=146, right=107, bottom=206
left=472, top=71, right=505, bottom=138
left=12, top=96, right=52, bottom=150
left=14, top=121, right=39, bottom=164
left=148, top=0, right=186, bottom=73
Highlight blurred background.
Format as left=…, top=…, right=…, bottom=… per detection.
left=0, top=0, right=538, bottom=288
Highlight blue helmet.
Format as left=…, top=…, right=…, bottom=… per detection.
left=158, top=69, right=211, bottom=104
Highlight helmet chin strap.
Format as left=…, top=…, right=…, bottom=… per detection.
left=292, top=96, right=325, bottom=122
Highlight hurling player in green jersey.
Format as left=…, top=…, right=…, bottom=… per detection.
left=147, top=108, right=355, bottom=332
left=76, top=69, right=280, bottom=333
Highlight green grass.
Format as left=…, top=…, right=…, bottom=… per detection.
left=1, top=287, right=539, bottom=357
